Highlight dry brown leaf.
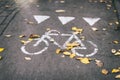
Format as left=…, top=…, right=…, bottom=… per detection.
left=25, top=57, right=31, bottom=61
left=95, top=59, right=103, bottom=67
left=0, top=48, right=5, bottom=52
left=101, top=69, right=108, bottom=75
left=29, top=34, right=40, bottom=38
left=115, top=74, right=120, bottom=78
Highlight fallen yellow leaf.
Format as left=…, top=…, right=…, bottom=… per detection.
left=77, top=57, right=91, bottom=64
left=25, top=57, right=31, bottom=61
left=72, top=27, right=77, bottom=31
left=69, top=53, right=76, bottom=58
left=21, top=40, right=31, bottom=45
left=91, top=27, right=98, bottom=31
left=19, top=35, right=26, bottom=38
left=56, top=49, right=61, bottom=54
left=5, top=35, right=12, bottom=37
left=55, top=10, right=65, bottom=13
left=112, top=69, right=120, bottom=73
left=0, top=48, right=5, bottom=52
left=63, top=51, right=71, bottom=56
left=114, top=51, right=120, bottom=56
left=115, top=74, right=120, bottom=78
left=101, top=69, right=108, bottom=75
left=0, top=56, right=2, bottom=60
left=113, top=40, right=119, bottom=44
left=29, top=34, right=40, bottom=38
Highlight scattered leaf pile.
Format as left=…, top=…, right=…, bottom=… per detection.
left=111, top=67, right=120, bottom=79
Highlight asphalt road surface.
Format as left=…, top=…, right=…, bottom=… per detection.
left=0, top=0, right=120, bottom=80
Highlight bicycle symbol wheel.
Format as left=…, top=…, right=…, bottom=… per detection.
left=21, top=38, right=49, bottom=55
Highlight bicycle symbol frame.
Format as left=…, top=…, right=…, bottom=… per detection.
left=21, top=30, right=98, bottom=57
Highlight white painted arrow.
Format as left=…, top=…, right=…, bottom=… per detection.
left=83, top=17, right=101, bottom=26
left=33, top=15, right=50, bottom=24
left=58, top=16, right=75, bottom=25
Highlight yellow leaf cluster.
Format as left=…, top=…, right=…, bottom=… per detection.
left=111, top=49, right=120, bottom=56
left=66, top=42, right=80, bottom=50
left=72, top=27, right=83, bottom=34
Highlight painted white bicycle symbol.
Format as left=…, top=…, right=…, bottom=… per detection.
left=21, top=30, right=98, bottom=57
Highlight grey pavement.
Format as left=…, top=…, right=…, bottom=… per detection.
left=0, top=0, right=120, bottom=80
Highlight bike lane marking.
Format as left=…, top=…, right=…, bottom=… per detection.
left=20, top=30, right=98, bottom=57
left=58, top=16, right=75, bottom=25
left=33, top=15, right=50, bottom=24
left=82, top=17, right=101, bottom=26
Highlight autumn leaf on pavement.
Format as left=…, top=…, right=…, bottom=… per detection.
left=111, top=49, right=117, bottom=54
left=101, top=69, right=109, bottom=75
left=5, top=35, right=12, bottom=37
left=0, top=48, right=5, bottom=52
left=63, top=51, right=71, bottom=56
left=91, top=27, right=98, bottom=31
left=112, top=69, right=120, bottom=73
left=29, top=34, right=40, bottom=38
left=95, top=59, right=103, bottom=67
left=56, top=49, right=61, bottom=54
left=25, top=57, right=31, bottom=61
left=114, top=51, right=120, bottom=56
left=19, top=35, right=26, bottom=38
left=113, top=40, right=119, bottom=44
left=115, top=74, right=120, bottom=78
left=69, top=53, right=76, bottom=58
left=76, top=57, right=91, bottom=64
left=0, top=56, right=2, bottom=60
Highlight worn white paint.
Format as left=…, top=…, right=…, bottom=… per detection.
left=21, top=30, right=98, bottom=57
left=83, top=17, right=101, bottom=26
left=33, top=15, right=50, bottom=24
left=58, top=16, right=75, bottom=25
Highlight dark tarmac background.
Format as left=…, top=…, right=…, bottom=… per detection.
left=0, top=0, right=120, bottom=80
